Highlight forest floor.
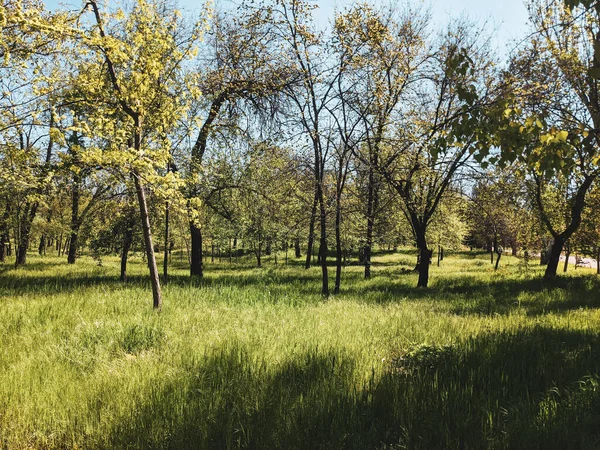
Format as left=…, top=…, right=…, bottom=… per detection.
left=1, top=250, right=600, bottom=449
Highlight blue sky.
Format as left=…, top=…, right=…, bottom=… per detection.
left=45, top=0, right=530, bottom=51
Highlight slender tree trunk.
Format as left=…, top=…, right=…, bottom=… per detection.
left=1, top=205, right=10, bottom=262
left=495, top=252, right=502, bottom=270
left=265, top=238, right=272, bottom=256
left=305, top=189, right=318, bottom=269
left=132, top=172, right=162, bottom=310
left=544, top=236, right=565, bottom=279
left=295, top=238, right=301, bottom=258
left=38, top=234, right=46, bottom=256
left=190, top=222, right=203, bottom=277
left=255, top=240, right=262, bottom=268
left=0, top=234, right=6, bottom=263
left=415, top=228, right=432, bottom=288
left=62, top=237, right=70, bottom=257
left=67, top=225, right=80, bottom=264
left=364, top=164, right=377, bottom=279
left=15, top=204, right=38, bottom=266
left=334, top=191, right=343, bottom=295
left=318, top=181, right=329, bottom=296
left=163, top=202, right=169, bottom=284
left=67, top=164, right=81, bottom=264
left=596, top=246, right=600, bottom=275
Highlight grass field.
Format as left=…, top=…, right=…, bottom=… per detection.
left=1, top=250, right=600, bottom=449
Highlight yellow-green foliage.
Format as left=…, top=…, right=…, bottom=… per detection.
left=0, top=251, right=599, bottom=448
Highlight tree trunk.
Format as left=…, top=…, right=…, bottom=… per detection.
left=364, top=164, right=376, bottom=279
left=265, top=238, right=272, bottom=256
left=38, top=234, right=46, bottom=256
left=540, top=240, right=552, bottom=265
left=15, top=204, right=38, bottom=266
left=317, top=182, right=329, bottom=297
left=163, top=202, right=169, bottom=284
left=132, top=172, right=162, bottom=310
left=62, top=237, right=70, bottom=257
left=295, top=238, right=301, bottom=258
left=255, top=240, right=262, bottom=268
left=190, top=222, right=203, bottom=277
left=334, top=193, right=342, bottom=295
left=495, top=252, right=502, bottom=270
left=417, top=246, right=432, bottom=288
left=0, top=204, right=8, bottom=262
left=67, top=225, right=80, bottom=264
left=544, top=236, right=565, bottom=279
left=305, top=189, right=318, bottom=269
left=0, top=234, right=6, bottom=263
left=67, top=168, right=81, bottom=264
left=597, top=246, right=600, bottom=275
left=414, top=227, right=432, bottom=288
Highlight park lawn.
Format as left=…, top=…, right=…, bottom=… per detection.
left=1, top=251, right=600, bottom=449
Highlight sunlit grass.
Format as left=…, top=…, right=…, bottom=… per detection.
left=1, top=250, right=599, bottom=448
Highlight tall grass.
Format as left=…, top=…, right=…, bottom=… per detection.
left=0, top=251, right=599, bottom=448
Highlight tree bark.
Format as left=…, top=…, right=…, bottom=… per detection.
left=133, top=172, right=162, bottom=310
left=0, top=205, right=10, bottom=262
left=295, top=238, right=301, bottom=258
left=415, top=228, right=432, bottom=288
left=15, top=204, right=38, bottom=266
left=190, top=222, right=203, bottom=277
left=67, top=169, right=82, bottom=264
left=163, top=201, right=169, bottom=284
left=38, top=234, right=46, bottom=256
left=305, top=189, right=318, bottom=269
left=334, top=189, right=343, bottom=295
left=544, top=236, right=565, bottom=279
left=364, top=158, right=379, bottom=279
left=318, top=181, right=329, bottom=296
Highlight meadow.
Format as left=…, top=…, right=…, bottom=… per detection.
left=1, top=250, right=600, bottom=449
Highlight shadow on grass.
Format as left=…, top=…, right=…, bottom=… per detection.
left=91, top=327, right=600, bottom=449
left=432, top=275, right=600, bottom=316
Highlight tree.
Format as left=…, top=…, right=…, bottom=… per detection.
left=379, top=23, right=495, bottom=287
left=492, top=1, right=600, bottom=278
left=185, top=6, right=292, bottom=278
left=72, top=0, right=205, bottom=308
left=273, top=0, right=334, bottom=296
left=333, top=3, right=428, bottom=280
